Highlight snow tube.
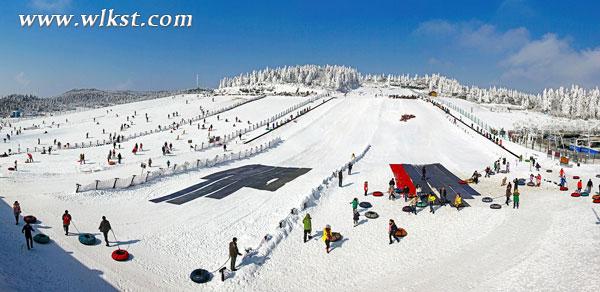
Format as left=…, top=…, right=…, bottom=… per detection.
left=402, top=206, right=413, bottom=212
left=331, top=232, right=343, bottom=242
left=517, top=179, right=526, bottom=186
left=24, top=215, right=37, bottom=224
left=560, top=186, right=568, bottom=191
left=482, top=197, right=493, bottom=203
left=190, top=269, right=212, bottom=284
left=592, top=195, right=600, bottom=200
left=394, top=188, right=401, bottom=194
left=594, top=198, right=600, bottom=204
left=526, top=182, right=535, bottom=187
left=416, top=201, right=428, bottom=208
left=490, top=204, right=502, bottom=209
left=372, top=191, right=383, bottom=197
left=571, top=192, right=581, bottom=197
left=573, top=176, right=580, bottom=180
left=108, top=160, right=116, bottom=165
left=458, top=180, right=468, bottom=185
left=359, top=202, right=372, bottom=208
left=546, top=169, right=553, bottom=173
left=33, top=234, right=50, bottom=244
left=596, top=174, right=600, bottom=178
left=7, top=167, right=15, bottom=171
left=365, top=211, right=379, bottom=219
left=394, top=228, right=408, bottom=238
left=78, top=233, right=97, bottom=245
left=111, top=249, right=130, bottom=261
left=580, top=192, right=589, bottom=197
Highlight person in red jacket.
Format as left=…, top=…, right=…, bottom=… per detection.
left=559, top=168, right=565, bottom=178
left=62, top=210, right=72, bottom=235
left=363, top=181, right=368, bottom=196
left=577, top=179, right=583, bottom=193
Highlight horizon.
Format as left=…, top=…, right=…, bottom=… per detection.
left=2, top=1, right=600, bottom=96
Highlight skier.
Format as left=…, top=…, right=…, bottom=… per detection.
left=353, top=210, right=360, bottom=227
left=22, top=222, right=35, bottom=250
left=62, top=210, right=72, bottom=235
left=350, top=198, right=358, bottom=211
left=347, top=162, right=353, bottom=175
left=454, top=193, right=463, bottom=211
left=303, top=214, right=312, bottom=243
left=98, top=216, right=112, bottom=247
left=338, top=170, right=343, bottom=187
left=577, top=179, right=583, bottom=193
left=13, top=201, right=21, bottom=225
left=506, top=183, right=512, bottom=205
left=388, top=219, right=399, bottom=244
left=586, top=179, right=593, bottom=193
left=229, top=237, right=242, bottom=271
left=428, top=193, right=436, bottom=214
left=363, top=181, right=368, bottom=196
left=513, top=189, right=520, bottom=209
left=322, top=225, right=332, bottom=254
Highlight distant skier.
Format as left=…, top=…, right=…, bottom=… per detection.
left=338, top=170, right=343, bottom=187
left=303, top=214, right=312, bottom=243
left=350, top=198, right=358, bottom=211
left=229, top=237, right=242, bottom=271
left=353, top=210, right=360, bottom=227
left=12, top=201, right=21, bottom=225
left=363, top=181, right=368, bottom=196
left=22, top=222, right=35, bottom=250
left=322, top=225, right=332, bottom=254
left=98, top=216, right=112, bottom=247
left=388, top=219, right=399, bottom=244
left=62, top=210, right=72, bottom=235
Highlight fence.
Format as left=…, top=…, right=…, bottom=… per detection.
left=235, top=144, right=372, bottom=276
left=75, top=137, right=282, bottom=192
left=5, top=95, right=267, bottom=156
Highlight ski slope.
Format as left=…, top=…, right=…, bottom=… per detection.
left=1, top=86, right=599, bottom=291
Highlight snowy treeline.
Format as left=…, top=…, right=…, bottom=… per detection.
left=0, top=88, right=207, bottom=117
left=365, top=73, right=600, bottom=119
left=219, top=65, right=361, bottom=92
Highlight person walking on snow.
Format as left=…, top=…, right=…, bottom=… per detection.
left=421, top=166, right=427, bottom=180
left=350, top=198, right=359, bottom=211
left=353, top=210, right=360, bottom=227
left=22, top=222, right=35, bottom=250
left=303, top=214, right=312, bottom=243
left=513, top=189, right=520, bottom=209
left=389, top=178, right=395, bottom=190
left=388, top=219, right=399, bottom=244
left=586, top=179, right=593, bottom=193
left=62, top=210, right=72, bottom=235
left=428, top=193, right=436, bottom=214
left=388, top=185, right=395, bottom=200
left=347, top=162, right=353, bottom=175
left=409, top=194, right=419, bottom=215
left=536, top=174, right=542, bottom=187
left=454, top=193, right=463, bottom=211
left=559, top=168, right=565, bottom=178
left=229, top=237, right=242, bottom=271
left=506, top=183, right=512, bottom=205
left=506, top=161, right=510, bottom=173
left=12, top=201, right=21, bottom=225
left=322, top=225, right=332, bottom=254
left=98, top=216, right=112, bottom=247
left=560, top=176, right=567, bottom=188
left=403, top=185, right=410, bottom=202
left=363, top=181, right=368, bottom=196
left=338, top=170, right=343, bottom=187
left=577, top=179, right=583, bottom=193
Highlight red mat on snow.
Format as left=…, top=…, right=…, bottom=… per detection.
left=389, top=164, right=416, bottom=196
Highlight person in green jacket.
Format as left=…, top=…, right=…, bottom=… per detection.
left=350, top=198, right=358, bottom=211
left=513, top=190, right=520, bottom=209
left=303, top=214, right=312, bottom=243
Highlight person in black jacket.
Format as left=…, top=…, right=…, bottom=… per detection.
left=338, top=170, right=343, bottom=187
left=22, top=222, right=35, bottom=250
left=229, top=237, right=242, bottom=271
left=99, top=216, right=112, bottom=247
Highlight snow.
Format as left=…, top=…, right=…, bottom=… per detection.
left=1, top=85, right=599, bottom=291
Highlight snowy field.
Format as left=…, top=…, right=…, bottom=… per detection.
left=1, top=86, right=599, bottom=291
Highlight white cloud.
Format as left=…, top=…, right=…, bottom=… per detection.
left=501, top=34, right=600, bottom=88
left=30, top=0, right=72, bottom=12
left=15, top=72, right=31, bottom=86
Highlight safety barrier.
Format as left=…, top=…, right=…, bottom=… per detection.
left=75, top=137, right=282, bottom=192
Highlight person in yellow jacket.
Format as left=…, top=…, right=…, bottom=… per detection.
left=322, top=224, right=332, bottom=254
left=428, top=193, right=436, bottom=214
left=454, top=193, right=463, bottom=211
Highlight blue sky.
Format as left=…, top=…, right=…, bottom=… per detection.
left=1, top=0, right=600, bottom=96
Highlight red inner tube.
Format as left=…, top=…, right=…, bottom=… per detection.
left=559, top=186, right=568, bottom=191
left=571, top=193, right=580, bottom=197
left=593, top=199, right=600, bottom=204
left=372, top=191, right=384, bottom=197
left=572, top=176, right=580, bottom=179
left=458, top=180, right=467, bottom=185
left=111, top=249, right=129, bottom=261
